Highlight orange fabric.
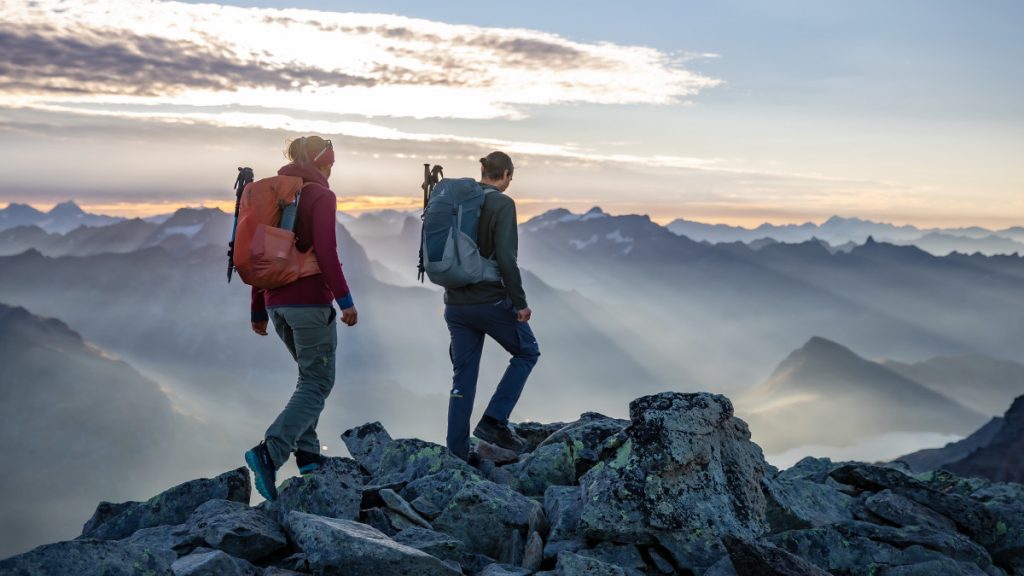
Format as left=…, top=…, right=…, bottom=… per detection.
left=233, top=175, right=321, bottom=290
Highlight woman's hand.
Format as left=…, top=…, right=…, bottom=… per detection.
left=251, top=321, right=269, bottom=336
left=340, top=306, right=358, bottom=327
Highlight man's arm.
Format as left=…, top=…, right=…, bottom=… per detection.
left=492, top=199, right=528, bottom=311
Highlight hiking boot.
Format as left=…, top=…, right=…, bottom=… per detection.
left=244, top=441, right=278, bottom=501
left=295, top=450, right=327, bottom=475
left=473, top=415, right=525, bottom=453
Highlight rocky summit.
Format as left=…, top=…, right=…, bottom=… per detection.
left=2, top=392, right=1022, bottom=576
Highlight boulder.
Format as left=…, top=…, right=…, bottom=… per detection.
left=545, top=485, right=583, bottom=544
left=832, top=520, right=993, bottom=570
left=410, top=495, right=442, bottom=520
left=186, top=499, right=287, bottom=561
left=535, top=413, right=629, bottom=476
left=170, top=548, right=260, bottom=576
left=266, top=457, right=363, bottom=523
left=876, top=558, right=990, bottom=576
left=80, top=468, right=250, bottom=540
left=723, top=535, right=834, bottom=576
left=578, top=393, right=771, bottom=569
left=479, top=564, right=533, bottom=576
left=512, top=420, right=569, bottom=453
left=578, top=542, right=647, bottom=574
left=522, top=530, right=544, bottom=571
left=768, top=527, right=907, bottom=574
left=400, top=468, right=484, bottom=513
left=119, top=523, right=200, bottom=558
left=509, top=441, right=577, bottom=496
left=380, top=488, right=432, bottom=529
left=556, top=551, right=628, bottom=575
left=371, top=438, right=476, bottom=484
left=763, top=475, right=854, bottom=531
left=0, top=540, right=175, bottom=575
left=341, top=421, right=393, bottom=472
left=432, top=478, right=543, bottom=558
left=863, top=490, right=957, bottom=532
left=283, top=511, right=460, bottom=576
left=392, top=527, right=465, bottom=562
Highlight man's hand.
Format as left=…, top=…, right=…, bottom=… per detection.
left=516, top=307, right=532, bottom=323
left=340, top=306, right=359, bottom=327
left=251, top=321, right=269, bottom=336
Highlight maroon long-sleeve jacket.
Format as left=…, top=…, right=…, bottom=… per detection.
left=250, top=162, right=352, bottom=322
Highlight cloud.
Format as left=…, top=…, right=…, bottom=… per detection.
left=1, top=0, right=720, bottom=119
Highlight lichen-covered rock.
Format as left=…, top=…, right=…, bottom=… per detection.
left=120, top=523, right=199, bottom=558
left=536, top=413, right=629, bottom=476
left=876, top=558, right=990, bottom=576
left=578, top=542, right=647, bottom=574
left=372, top=438, right=475, bottom=485
left=478, top=564, right=533, bottom=576
left=831, top=521, right=993, bottom=570
left=723, top=535, right=834, bottom=576
left=578, top=393, right=770, bottom=570
left=392, top=527, right=465, bottom=562
left=400, top=468, right=484, bottom=514
left=283, top=511, right=460, bottom=576
left=186, top=499, right=287, bottom=561
left=170, top=548, right=260, bottom=576
left=763, top=475, right=854, bottom=531
left=80, top=468, right=251, bottom=541
left=509, top=442, right=577, bottom=496
left=512, top=420, right=569, bottom=453
left=863, top=490, right=957, bottom=532
left=522, top=531, right=544, bottom=571
left=545, top=485, right=583, bottom=544
left=266, top=457, right=363, bottom=523
left=410, top=495, right=442, bottom=520
left=380, top=488, right=431, bottom=529
left=432, top=478, right=542, bottom=558
left=0, top=539, right=175, bottom=575
left=341, top=422, right=393, bottom=472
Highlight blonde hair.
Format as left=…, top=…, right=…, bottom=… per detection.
left=286, top=136, right=330, bottom=165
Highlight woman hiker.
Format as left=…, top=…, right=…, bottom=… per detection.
left=244, top=135, right=358, bottom=501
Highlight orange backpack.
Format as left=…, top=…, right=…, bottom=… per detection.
left=231, top=175, right=321, bottom=290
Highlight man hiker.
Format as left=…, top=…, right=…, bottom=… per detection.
left=244, top=135, right=358, bottom=501
left=444, top=151, right=540, bottom=461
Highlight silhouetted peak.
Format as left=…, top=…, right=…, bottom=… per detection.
left=864, top=235, right=877, bottom=245
left=1, top=203, right=43, bottom=217
left=49, top=201, right=85, bottom=216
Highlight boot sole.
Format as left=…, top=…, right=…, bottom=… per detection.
left=245, top=450, right=278, bottom=501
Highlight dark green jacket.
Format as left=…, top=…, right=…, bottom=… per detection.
left=444, top=187, right=528, bottom=309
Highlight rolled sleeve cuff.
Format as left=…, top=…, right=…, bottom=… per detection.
left=336, top=294, right=355, bottom=310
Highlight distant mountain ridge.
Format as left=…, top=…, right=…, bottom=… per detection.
left=0, top=201, right=123, bottom=234
left=666, top=213, right=1024, bottom=256
left=739, top=337, right=987, bottom=453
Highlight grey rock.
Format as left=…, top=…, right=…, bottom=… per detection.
left=341, top=421, right=393, bottom=472
left=579, top=393, right=771, bottom=567
left=704, top=555, right=739, bottom=576
left=832, top=520, right=993, bottom=569
left=556, top=550, right=627, bottom=575
left=371, top=438, right=475, bottom=484
left=120, top=523, right=200, bottom=558
left=360, top=481, right=408, bottom=509
left=512, top=420, right=569, bottom=453
left=80, top=468, right=251, bottom=540
left=432, top=479, right=542, bottom=558
left=171, top=549, right=259, bottom=576
left=863, top=489, right=957, bottom=532
left=877, top=558, right=989, bottom=576
left=0, top=539, right=175, bottom=575
left=383, top=508, right=421, bottom=532
left=266, top=457, right=363, bottom=523
left=545, top=485, right=583, bottom=544
left=763, top=475, right=854, bottom=532
left=523, top=531, right=544, bottom=571
left=479, top=564, right=533, bottom=576
left=496, top=528, right=525, bottom=566
left=648, top=547, right=676, bottom=574
left=475, top=440, right=522, bottom=465
left=509, top=442, right=577, bottom=496
left=544, top=539, right=585, bottom=563
left=400, top=468, right=483, bottom=513
left=578, top=542, right=647, bottom=573
left=536, top=413, right=629, bottom=477
left=380, top=488, right=432, bottom=529
left=487, top=465, right=518, bottom=486
left=722, top=535, right=834, bottom=576
left=392, top=527, right=465, bottom=562
left=261, top=569, right=307, bottom=576
left=362, top=507, right=397, bottom=536
left=768, top=527, right=907, bottom=574
left=410, top=495, right=442, bottom=520
left=187, top=499, right=287, bottom=561
left=283, top=511, right=460, bottom=576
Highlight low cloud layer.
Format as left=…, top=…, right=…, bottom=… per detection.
left=2, top=0, right=719, bottom=120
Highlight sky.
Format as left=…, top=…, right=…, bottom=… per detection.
left=0, top=0, right=1021, bottom=227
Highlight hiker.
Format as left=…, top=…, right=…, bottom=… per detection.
left=443, top=151, right=540, bottom=461
left=244, top=136, right=357, bottom=501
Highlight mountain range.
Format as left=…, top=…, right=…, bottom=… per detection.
left=668, top=214, right=1024, bottom=255
left=0, top=201, right=123, bottom=234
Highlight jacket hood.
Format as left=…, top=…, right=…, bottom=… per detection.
left=278, top=162, right=329, bottom=189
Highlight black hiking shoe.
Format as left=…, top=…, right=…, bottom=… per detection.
left=295, top=450, right=327, bottom=475
left=244, top=441, right=278, bottom=501
left=473, top=416, right=525, bottom=453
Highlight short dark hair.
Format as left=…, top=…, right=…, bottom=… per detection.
left=480, top=151, right=514, bottom=180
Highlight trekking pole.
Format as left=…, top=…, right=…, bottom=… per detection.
left=417, top=164, right=444, bottom=282
left=227, top=167, right=254, bottom=283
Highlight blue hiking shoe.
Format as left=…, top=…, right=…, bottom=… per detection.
left=295, top=450, right=327, bottom=475
left=244, top=441, right=278, bottom=501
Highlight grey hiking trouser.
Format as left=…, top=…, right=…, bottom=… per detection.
left=265, top=306, right=337, bottom=468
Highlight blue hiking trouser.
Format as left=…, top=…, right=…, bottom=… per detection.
left=265, top=306, right=338, bottom=468
left=445, top=297, right=541, bottom=460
